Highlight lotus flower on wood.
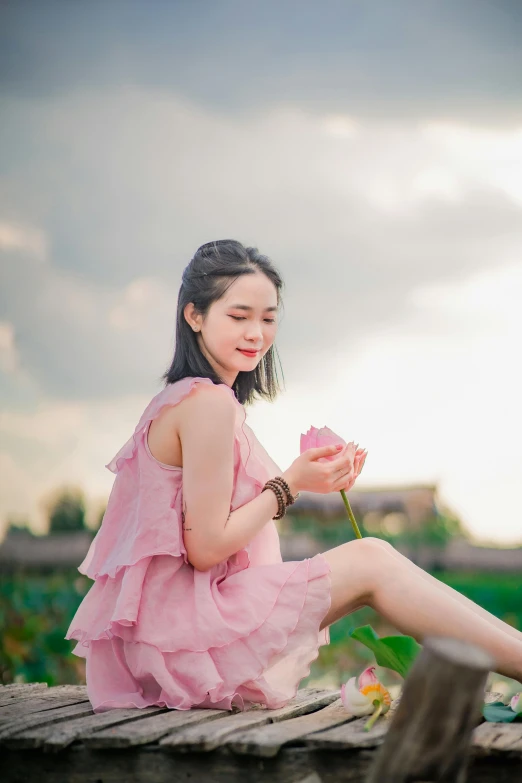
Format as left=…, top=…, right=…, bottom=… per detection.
left=340, top=665, right=392, bottom=731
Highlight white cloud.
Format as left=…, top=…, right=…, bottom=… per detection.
left=321, top=114, right=361, bottom=139
left=420, top=122, right=522, bottom=206
left=1, top=88, right=522, bottom=545
left=0, top=322, right=20, bottom=375
left=0, top=215, right=178, bottom=398
left=108, top=277, right=175, bottom=332
left=0, top=391, right=155, bottom=540
left=248, top=260, right=522, bottom=545
left=0, top=451, right=47, bottom=534
left=0, top=221, right=47, bottom=258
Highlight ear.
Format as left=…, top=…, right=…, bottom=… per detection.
left=184, top=302, right=200, bottom=330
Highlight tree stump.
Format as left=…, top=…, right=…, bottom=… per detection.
left=366, top=635, right=495, bottom=783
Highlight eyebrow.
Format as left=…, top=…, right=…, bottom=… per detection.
left=228, top=304, right=278, bottom=312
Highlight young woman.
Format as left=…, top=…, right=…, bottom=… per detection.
left=66, top=239, right=522, bottom=713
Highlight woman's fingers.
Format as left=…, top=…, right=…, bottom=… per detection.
left=333, top=465, right=355, bottom=491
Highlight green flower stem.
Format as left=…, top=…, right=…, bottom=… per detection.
left=364, top=701, right=383, bottom=732
left=340, top=489, right=363, bottom=538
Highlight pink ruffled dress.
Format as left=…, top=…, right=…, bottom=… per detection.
left=66, top=376, right=332, bottom=713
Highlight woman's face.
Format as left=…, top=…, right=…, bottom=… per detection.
left=186, top=271, right=279, bottom=387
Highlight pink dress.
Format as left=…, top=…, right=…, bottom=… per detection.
left=66, top=376, right=332, bottom=713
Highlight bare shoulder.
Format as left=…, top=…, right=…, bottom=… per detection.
left=179, top=383, right=237, bottom=463
left=178, top=382, right=237, bottom=434
left=148, top=383, right=236, bottom=469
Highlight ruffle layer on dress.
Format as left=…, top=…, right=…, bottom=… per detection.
left=67, top=553, right=331, bottom=711
left=65, top=376, right=332, bottom=712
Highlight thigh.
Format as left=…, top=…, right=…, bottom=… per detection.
left=318, top=537, right=389, bottom=630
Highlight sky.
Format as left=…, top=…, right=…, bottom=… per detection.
left=1, top=0, right=522, bottom=545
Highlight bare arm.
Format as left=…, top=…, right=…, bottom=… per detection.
left=179, top=384, right=298, bottom=572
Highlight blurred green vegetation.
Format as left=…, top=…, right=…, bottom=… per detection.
left=47, top=487, right=87, bottom=533
left=0, top=570, right=90, bottom=685
left=0, top=485, right=103, bottom=685
left=287, top=508, right=466, bottom=550
left=8, top=484, right=105, bottom=538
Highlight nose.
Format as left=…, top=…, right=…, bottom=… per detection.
left=245, top=323, right=264, bottom=341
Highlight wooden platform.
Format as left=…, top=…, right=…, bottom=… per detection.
left=2, top=683, right=521, bottom=782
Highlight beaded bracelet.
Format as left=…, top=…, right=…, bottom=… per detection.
left=272, top=475, right=300, bottom=505
left=263, top=480, right=286, bottom=519
left=261, top=476, right=300, bottom=520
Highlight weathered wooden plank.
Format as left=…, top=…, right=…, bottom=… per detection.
left=0, top=683, right=49, bottom=705
left=1, top=744, right=371, bottom=783
left=293, top=689, right=505, bottom=755
left=0, top=684, right=87, bottom=703
left=0, top=687, right=89, bottom=721
left=161, top=688, right=340, bottom=752
left=84, top=706, right=229, bottom=749
left=473, top=722, right=522, bottom=755
left=227, top=698, right=357, bottom=758
left=2, top=742, right=521, bottom=783
left=0, top=682, right=48, bottom=693
left=3, top=678, right=520, bottom=783
left=508, top=735, right=522, bottom=753
left=293, top=774, right=322, bottom=783
left=0, top=697, right=90, bottom=723
left=375, top=688, right=501, bottom=729
left=303, top=713, right=389, bottom=750
left=6, top=706, right=167, bottom=750
left=0, top=701, right=94, bottom=740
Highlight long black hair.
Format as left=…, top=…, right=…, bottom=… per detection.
left=161, top=239, right=285, bottom=406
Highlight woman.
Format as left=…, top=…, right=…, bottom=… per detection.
left=66, top=239, right=522, bottom=713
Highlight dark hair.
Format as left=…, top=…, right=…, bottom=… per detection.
left=161, top=239, right=285, bottom=406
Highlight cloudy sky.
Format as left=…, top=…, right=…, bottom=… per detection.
left=1, top=0, right=522, bottom=544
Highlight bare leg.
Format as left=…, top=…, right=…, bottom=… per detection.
left=319, top=537, right=522, bottom=683
left=371, top=538, right=522, bottom=643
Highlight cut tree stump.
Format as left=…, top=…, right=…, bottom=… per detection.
left=366, top=635, right=497, bottom=783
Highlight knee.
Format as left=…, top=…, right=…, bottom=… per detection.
left=331, top=537, right=397, bottom=578
left=339, top=538, right=395, bottom=602
left=365, top=537, right=396, bottom=553
left=348, top=536, right=395, bottom=561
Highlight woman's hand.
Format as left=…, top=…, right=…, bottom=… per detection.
left=283, top=444, right=357, bottom=495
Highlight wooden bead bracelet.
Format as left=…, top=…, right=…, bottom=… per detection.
left=261, top=476, right=300, bottom=520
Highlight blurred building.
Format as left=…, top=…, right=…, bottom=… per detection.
left=283, top=483, right=439, bottom=535
left=0, top=530, right=93, bottom=572
left=1, top=484, right=521, bottom=572
left=279, top=533, right=522, bottom=571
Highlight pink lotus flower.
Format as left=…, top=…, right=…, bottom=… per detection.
left=340, top=665, right=392, bottom=731
left=511, top=692, right=522, bottom=714
left=301, top=425, right=367, bottom=538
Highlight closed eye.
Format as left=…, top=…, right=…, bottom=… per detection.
left=230, top=316, right=276, bottom=323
